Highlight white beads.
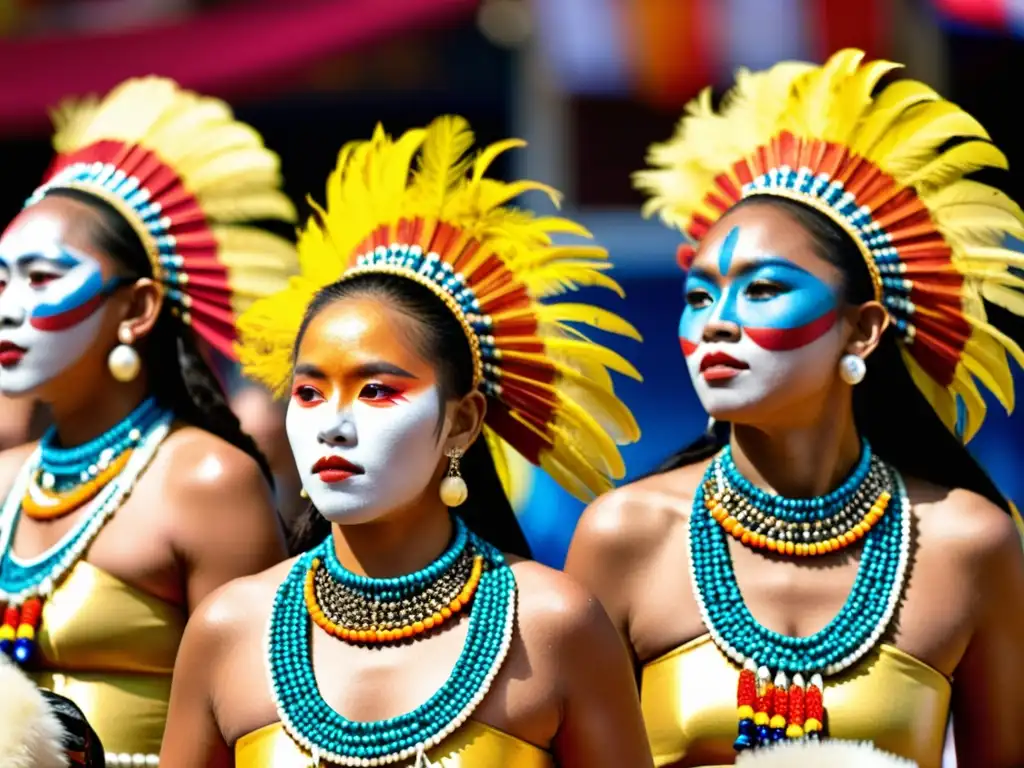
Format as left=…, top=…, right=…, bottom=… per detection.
left=275, top=571, right=518, bottom=766
left=0, top=419, right=172, bottom=604
left=104, top=753, right=158, bottom=766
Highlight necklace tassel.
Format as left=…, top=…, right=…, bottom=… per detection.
left=735, top=666, right=826, bottom=750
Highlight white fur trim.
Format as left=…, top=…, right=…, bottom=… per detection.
left=0, top=657, right=69, bottom=768
left=735, top=740, right=919, bottom=768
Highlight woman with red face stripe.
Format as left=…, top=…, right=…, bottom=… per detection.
left=0, top=78, right=297, bottom=764
left=566, top=50, right=1024, bottom=768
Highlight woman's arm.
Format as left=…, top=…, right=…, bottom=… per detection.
left=951, top=500, right=1024, bottom=767
left=160, top=588, right=235, bottom=768
left=164, top=431, right=287, bottom=610
left=549, top=576, right=655, bottom=768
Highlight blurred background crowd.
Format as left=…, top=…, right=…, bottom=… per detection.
left=0, top=0, right=1021, bottom=567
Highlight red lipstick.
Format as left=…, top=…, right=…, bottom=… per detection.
left=699, top=350, right=749, bottom=382
left=0, top=341, right=26, bottom=368
left=311, top=455, right=364, bottom=484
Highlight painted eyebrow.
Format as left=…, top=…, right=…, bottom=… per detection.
left=689, top=257, right=813, bottom=282
left=293, top=362, right=418, bottom=380
left=13, top=252, right=80, bottom=269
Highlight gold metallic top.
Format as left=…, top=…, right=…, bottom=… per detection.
left=27, top=560, right=185, bottom=757
left=641, top=634, right=950, bottom=768
left=235, top=720, right=553, bottom=767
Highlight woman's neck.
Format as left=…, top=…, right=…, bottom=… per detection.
left=729, top=404, right=862, bottom=498
left=331, top=497, right=453, bottom=578
left=47, top=375, right=151, bottom=447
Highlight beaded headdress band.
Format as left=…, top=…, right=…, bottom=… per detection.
left=238, top=116, right=642, bottom=501
left=26, top=77, right=299, bottom=359
left=636, top=48, right=1024, bottom=443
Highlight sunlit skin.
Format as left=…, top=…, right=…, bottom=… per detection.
left=565, top=202, right=1024, bottom=767
left=160, top=296, right=654, bottom=768
left=286, top=303, right=451, bottom=525
left=0, top=194, right=284, bottom=649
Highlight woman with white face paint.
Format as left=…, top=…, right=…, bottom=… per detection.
left=566, top=50, right=1024, bottom=767
left=161, top=116, right=654, bottom=768
left=0, top=78, right=297, bottom=763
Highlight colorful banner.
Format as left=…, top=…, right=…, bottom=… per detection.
left=532, top=0, right=887, bottom=104
left=0, top=0, right=476, bottom=134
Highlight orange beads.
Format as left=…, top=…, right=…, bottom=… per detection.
left=22, top=450, right=133, bottom=520
left=304, top=555, right=485, bottom=645
left=708, top=489, right=890, bottom=557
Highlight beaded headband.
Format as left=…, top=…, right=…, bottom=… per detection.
left=238, top=116, right=642, bottom=502
left=26, top=77, right=298, bottom=359
left=636, top=48, right=1024, bottom=443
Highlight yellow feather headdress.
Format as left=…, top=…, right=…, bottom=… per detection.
left=238, top=116, right=642, bottom=501
left=27, top=77, right=298, bottom=359
left=636, top=48, right=1024, bottom=442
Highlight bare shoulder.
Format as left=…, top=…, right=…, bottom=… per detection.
left=188, top=558, right=297, bottom=645
left=906, top=477, right=1020, bottom=564
left=568, top=461, right=707, bottom=565
left=0, top=441, right=37, bottom=498
left=508, top=558, right=621, bottom=659
left=155, top=424, right=270, bottom=501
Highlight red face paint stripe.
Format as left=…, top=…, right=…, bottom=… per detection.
left=680, top=337, right=699, bottom=357
left=744, top=309, right=838, bottom=352
left=28, top=292, right=106, bottom=332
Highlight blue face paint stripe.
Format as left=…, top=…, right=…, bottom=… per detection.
left=30, top=268, right=110, bottom=321
left=717, top=226, right=740, bottom=276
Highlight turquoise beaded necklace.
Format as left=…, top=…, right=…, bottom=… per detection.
left=689, top=446, right=911, bottom=752
left=267, top=517, right=518, bottom=766
left=36, top=397, right=162, bottom=490
left=0, top=405, right=174, bottom=666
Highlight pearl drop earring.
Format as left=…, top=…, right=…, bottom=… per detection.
left=108, top=326, right=141, bottom=383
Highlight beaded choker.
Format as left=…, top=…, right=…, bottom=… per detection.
left=688, top=447, right=911, bottom=753
left=0, top=406, right=173, bottom=666
left=705, top=441, right=892, bottom=556
left=23, top=398, right=164, bottom=520
left=268, top=517, right=518, bottom=766
left=305, top=519, right=483, bottom=645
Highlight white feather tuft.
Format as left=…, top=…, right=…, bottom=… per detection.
left=0, top=658, right=69, bottom=768
left=735, top=740, right=919, bottom=768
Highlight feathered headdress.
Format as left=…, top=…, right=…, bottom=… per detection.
left=26, top=77, right=298, bottom=359
left=238, top=115, right=641, bottom=501
left=636, top=48, right=1024, bottom=443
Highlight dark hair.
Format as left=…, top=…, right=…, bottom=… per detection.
left=44, top=188, right=273, bottom=485
left=287, top=272, right=533, bottom=558
left=656, top=195, right=1012, bottom=513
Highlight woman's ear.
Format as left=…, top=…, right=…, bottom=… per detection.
left=444, top=389, right=487, bottom=453
left=118, top=278, right=163, bottom=342
left=846, top=300, right=889, bottom=360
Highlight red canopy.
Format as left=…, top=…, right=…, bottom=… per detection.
left=0, top=0, right=477, bottom=134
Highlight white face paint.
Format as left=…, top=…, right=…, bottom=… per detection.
left=286, top=301, right=451, bottom=525
left=0, top=211, right=115, bottom=396
left=681, top=222, right=845, bottom=423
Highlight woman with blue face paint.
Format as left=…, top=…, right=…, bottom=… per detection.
left=566, top=50, right=1024, bottom=768
left=0, top=78, right=297, bottom=764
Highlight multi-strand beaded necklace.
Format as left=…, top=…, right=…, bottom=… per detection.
left=268, top=516, right=517, bottom=766
left=689, top=440, right=910, bottom=753
left=0, top=399, right=173, bottom=666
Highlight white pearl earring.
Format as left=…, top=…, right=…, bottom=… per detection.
left=108, top=326, right=141, bottom=383
left=838, top=353, right=866, bottom=385
left=439, top=447, right=468, bottom=507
